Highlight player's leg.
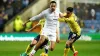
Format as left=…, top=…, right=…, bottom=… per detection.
left=64, top=32, right=80, bottom=56
left=43, top=39, right=49, bottom=54
left=41, top=33, right=59, bottom=55
left=71, top=35, right=80, bottom=56
left=70, top=44, right=75, bottom=53
left=64, top=38, right=77, bottom=56
left=64, top=40, right=70, bottom=56
left=40, top=39, right=49, bottom=56
left=44, top=45, right=49, bottom=54
left=40, top=33, right=56, bottom=56
left=64, top=32, right=75, bottom=56
left=64, top=32, right=72, bottom=56
left=25, top=40, right=37, bottom=54
left=40, top=45, right=49, bottom=56
left=70, top=43, right=78, bottom=56
left=21, top=40, right=37, bottom=56
left=48, top=33, right=56, bottom=51
left=41, top=34, right=57, bottom=56
left=20, top=35, right=40, bottom=56
left=49, top=41, right=56, bottom=51
left=30, top=35, right=46, bottom=56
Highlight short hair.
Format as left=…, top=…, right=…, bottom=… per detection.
left=67, top=7, right=73, bottom=12
left=50, top=1, right=56, bottom=4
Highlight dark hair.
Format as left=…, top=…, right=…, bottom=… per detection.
left=67, top=7, right=73, bottom=12
left=50, top=1, right=56, bottom=4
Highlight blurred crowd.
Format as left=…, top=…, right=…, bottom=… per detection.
left=73, top=3, right=100, bottom=33
left=61, top=3, right=100, bottom=34
left=73, top=3, right=100, bottom=20
left=0, top=0, right=35, bottom=32
left=13, top=16, right=33, bottom=32
left=0, top=1, right=100, bottom=33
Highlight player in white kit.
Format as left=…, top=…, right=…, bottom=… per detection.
left=23, top=1, right=62, bottom=56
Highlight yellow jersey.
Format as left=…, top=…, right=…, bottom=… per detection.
left=58, top=13, right=81, bottom=36
left=38, top=19, right=45, bottom=34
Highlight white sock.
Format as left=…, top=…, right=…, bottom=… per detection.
left=30, top=49, right=36, bottom=55
left=44, top=45, right=49, bottom=49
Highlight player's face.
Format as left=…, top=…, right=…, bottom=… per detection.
left=66, top=11, right=72, bottom=17
left=50, top=3, right=56, bottom=12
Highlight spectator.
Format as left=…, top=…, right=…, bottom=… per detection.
left=0, top=10, right=5, bottom=32
left=29, top=0, right=34, bottom=4
left=62, top=26, right=67, bottom=34
left=90, top=8, right=96, bottom=20
left=89, top=25, right=96, bottom=33
left=0, top=0, right=3, bottom=6
left=76, top=5, right=82, bottom=19
left=5, top=3, right=13, bottom=19
left=2, top=10, right=8, bottom=22
left=3, top=0, right=7, bottom=7
left=96, top=24, right=100, bottom=33
left=12, top=0, right=22, bottom=15
left=79, top=20, right=85, bottom=28
left=25, top=21, right=32, bottom=31
left=73, top=3, right=77, bottom=14
left=13, top=15, right=24, bottom=32
left=22, top=0, right=29, bottom=9
left=84, top=8, right=89, bottom=20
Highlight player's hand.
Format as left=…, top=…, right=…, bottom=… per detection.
left=25, top=29, right=32, bottom=32
left=25, top=29, right=30, bottom=32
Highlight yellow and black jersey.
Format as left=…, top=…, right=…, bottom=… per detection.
left=58, top=13, right=81, bottom=36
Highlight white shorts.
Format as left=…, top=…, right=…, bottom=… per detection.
left=41, top=29, right=56, bottom=42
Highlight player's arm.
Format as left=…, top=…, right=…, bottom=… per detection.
left=58, top=18, right=65, bottom=22
left=26, top=23, right=41, bottom=32
left=23, top=11, right=45, bottom=26
left=58, top=12, right=68, bottom=22
left=59, top=12, right=64, bottom=18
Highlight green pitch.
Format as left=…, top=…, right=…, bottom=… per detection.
left=0, top=40, right=100, bottom=56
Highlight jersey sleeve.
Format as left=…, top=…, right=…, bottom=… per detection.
left=38, top=20, right=41, bottom=24
left=65, top=18, right=71, bottom=22
left=58, top=18, right=65, bottom=22
left=29, top=10, right=46, bottom=21
left=38, top=19, right=45, bottom=25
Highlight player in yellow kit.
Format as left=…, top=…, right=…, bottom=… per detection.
left=20, top=19, right=49, bottom=56
left=21, top=19, right=60, bottom=56
left=58, top=7, right=81, bottom=56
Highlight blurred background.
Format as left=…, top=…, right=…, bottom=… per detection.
left=0, top=0, right=100, bottom=56
left=0, top=0, right=100, bottom=40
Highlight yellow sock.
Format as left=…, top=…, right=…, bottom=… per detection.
left=64, top=48, right=70, bottom=56
left=25, top=44, right=33, bottom=54
left=70, top=45, right=76, bottom=53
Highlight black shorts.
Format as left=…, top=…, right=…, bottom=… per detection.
left=68, top=32, right=81, bottom=43
left=34, top=35, right=48, bottom=49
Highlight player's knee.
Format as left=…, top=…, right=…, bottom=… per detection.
left=39, top=38, right=45, bottom=44
left=66, top=42, right=70, bottom=48
left=31, top=40, right=37, bottom=45
left=66, top=42, right=70, bottom=46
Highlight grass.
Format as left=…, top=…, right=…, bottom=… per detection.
left=0, top=40, right=100, bottom=56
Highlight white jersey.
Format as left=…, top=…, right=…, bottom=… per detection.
left=30, top=8, right=61, bottom=33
